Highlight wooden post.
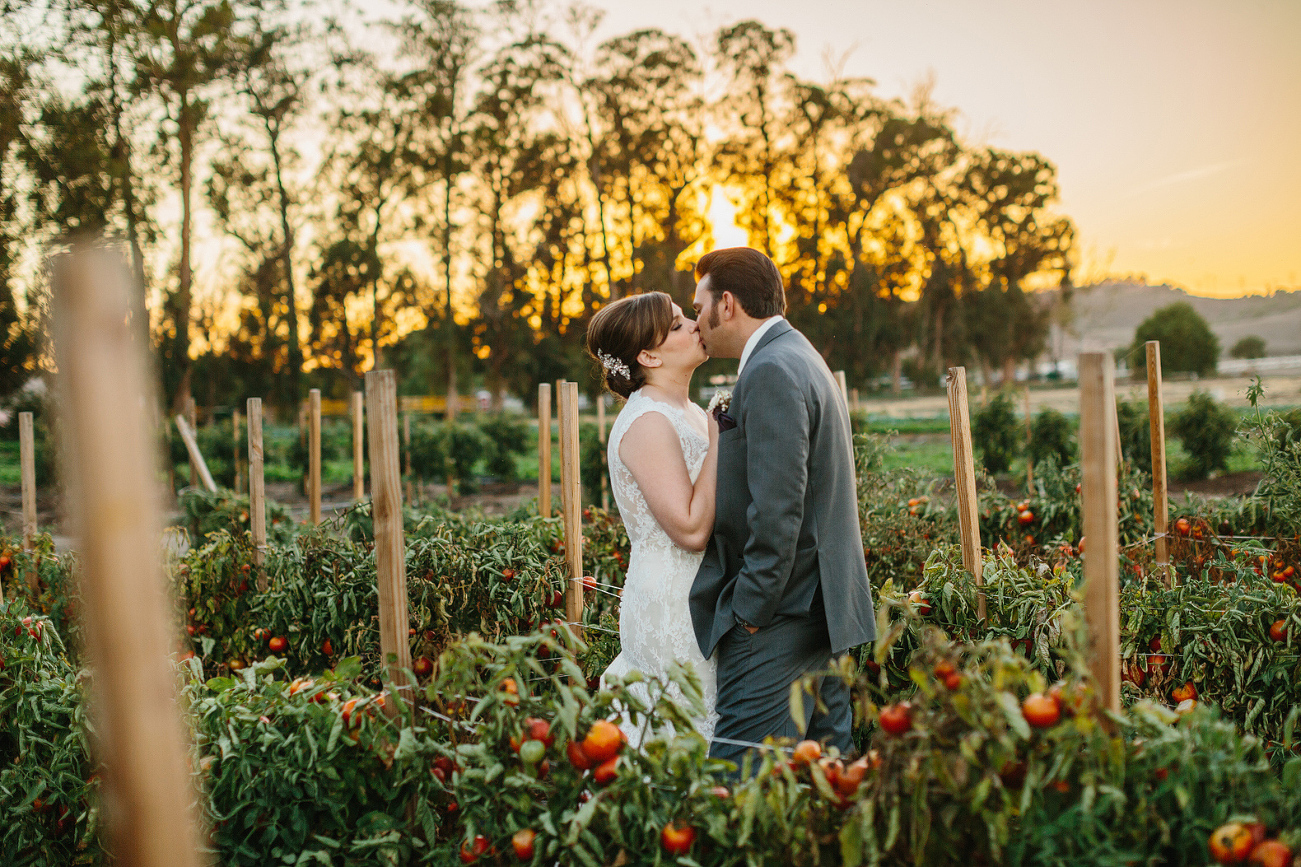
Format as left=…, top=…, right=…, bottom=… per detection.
left=1024, top=385, right=1034, bottom=492
left=20, top=411, right=36, bottom=550
left=559, top=382, right=584, bottom=637
left=232, top=408, right=242, bottom=494
left=1079, top=352, right=1121, bottom=717
left=849, top=387, right=859, bottom=412
left=538, top=383, right=552, bottom=517
left=1146, top=341, right=1171, bottom=585
left=247, top=398, right=267, bottom=583
left=50, top=243, right=204, bottom=867
left=309, top=389, right=321, bottom=525
left=186, top=395, right=198, bottom=487
left=173, top=415, right=217, bottom=492
left=946, top=367, right=985, bottom=620
left=352, top=391, right=365, bottom=501
left=366, top=370, right=413, bottom=716
left=596, top=393, right=609, bottom=511
left=834, top=370, right=849, bottom=410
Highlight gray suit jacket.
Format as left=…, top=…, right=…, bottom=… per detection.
left=690, top=319, right=877, bottom=658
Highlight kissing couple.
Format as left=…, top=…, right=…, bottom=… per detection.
left=585, top=246, right=878, bottom=769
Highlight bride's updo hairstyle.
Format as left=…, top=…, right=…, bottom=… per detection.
left=585, top=291, right=674, bottom=399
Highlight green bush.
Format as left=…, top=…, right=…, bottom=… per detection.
left=1169, top=391, right=1237, bottom=480
left=479, top=413, right=531, bottom=482
left=1028, top=407, right=1075, bottom=467
left=972, top=391, right=1021, bottom=474
left=1128, top=302, right=1220, bottom=377
left=1116, top=399, right=1153, bottom=474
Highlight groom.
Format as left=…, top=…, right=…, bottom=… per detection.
left=688, top=247, right=876, bottom=766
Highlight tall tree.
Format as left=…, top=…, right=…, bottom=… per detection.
left=131, top=0, right=251, bottom=411
left=392, top=0, right=480, bottom=416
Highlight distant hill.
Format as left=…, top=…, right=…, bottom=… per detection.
left=1047, top=281, right=1301, bottom=359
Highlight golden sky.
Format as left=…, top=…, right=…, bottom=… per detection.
left=595, top=0, right=1301, bottom=298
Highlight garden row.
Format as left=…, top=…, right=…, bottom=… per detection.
left=4, top=534, right=1300, bottom=865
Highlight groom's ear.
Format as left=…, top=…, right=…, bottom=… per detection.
left=720, top=291, right=738, bottom=321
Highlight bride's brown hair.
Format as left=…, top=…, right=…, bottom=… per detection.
left=585, top=292, right=674, bottom=399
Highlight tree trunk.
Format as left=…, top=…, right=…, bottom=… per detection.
left=173, top=90, right=194, bottom=413
left=268, top=121, right=302, bottom=395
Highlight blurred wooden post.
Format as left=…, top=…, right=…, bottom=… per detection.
left=1024, top=385, right=1034, bottom=492
left=50, top=244, right=204, bottom=867
left=559, top=382, right=584, bottom=637
left=1146, top=341, right=1171, bottom=585
left=308, top=389, right=321, bottom=525
left=596, top=394, right=609, bottom=511
left=247, top=398, right=267, bottom=583
left=849, top=387, right=860, bottom=412
left=834, top=370, right=849, bottom=410
left=185, top=395, right=197, bottom=487
left=538, top=383, right=552, bottom=517
left=20, top=411, right=36, bottom=550
left=1080, top=352, right=1121, bottom=718
left=232, top=408, right=242, bottom=494
left=946, top=367, right=985, bottom=620
left=352, top=391, right=365, bottom=501
left=366, top=370, right=413, bottom=716
left=173, top=415, right=217, bottom=492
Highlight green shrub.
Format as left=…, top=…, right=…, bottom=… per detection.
left=1028, top=407, right=1075, bottom=467
left=1116, top=399, right=1154, bottom=474
left=1128, top=302, right=1220, bottom=377
left=1169, top=391, right=1237, bottom=479
left=972, top=391, right=1021, bottom=474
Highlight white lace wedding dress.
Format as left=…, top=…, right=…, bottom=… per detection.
left=601, top=389, right=719, bottom=744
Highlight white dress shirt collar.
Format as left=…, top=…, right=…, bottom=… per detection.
left=737, top=316, right=785, bottom=377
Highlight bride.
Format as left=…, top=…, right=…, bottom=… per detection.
left=585, top=291, right=720, bottom=743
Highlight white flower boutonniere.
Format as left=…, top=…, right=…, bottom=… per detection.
left=706, top=389, right=732, bottom=414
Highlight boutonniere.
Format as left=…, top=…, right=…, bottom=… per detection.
left=706, top=389, right=732, bottom=414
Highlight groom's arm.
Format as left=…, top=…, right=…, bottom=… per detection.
left=731, top=360, right=809, bottom=630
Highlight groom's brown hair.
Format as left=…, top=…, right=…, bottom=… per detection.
left=694, top=247, right=786, bottom=319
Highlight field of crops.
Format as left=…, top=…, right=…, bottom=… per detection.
left=4, top=375, right=1301, bottom=865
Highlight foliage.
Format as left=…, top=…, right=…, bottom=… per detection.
left=176, top=488, right=297, bottom=547
left=1128, top=302, right=1220, bottom=377
left=1230, top=335, right=1267, bottom=359
left=1243, top=379, right=1301, bottom=536
left=1027, top=406, right=1075, bottom=468
left=971, top=391, right=1021, bottom=474
left=1115, top=399, right=1153, bottom=475
left=0, top=388, right=55, bottom=484
left=0, top=598, right=102, bottom=865
left=1169, top=391, right=1238, bottom=480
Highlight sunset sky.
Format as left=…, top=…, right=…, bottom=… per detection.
left=594, top=0, right=1301, bottom=298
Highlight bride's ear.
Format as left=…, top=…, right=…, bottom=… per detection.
left=636, top=348, right=662, bottom=369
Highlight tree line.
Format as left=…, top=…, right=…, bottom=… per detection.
left=1, top=0, right=1076, bottom=416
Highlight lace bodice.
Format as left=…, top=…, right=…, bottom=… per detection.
left=602, top=389, right=718, bottom=744
left=607, top=390, right=710, bottom=551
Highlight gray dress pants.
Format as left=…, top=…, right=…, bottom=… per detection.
left=707, top=608, right=853, bottom=772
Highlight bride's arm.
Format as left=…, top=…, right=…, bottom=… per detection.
left=619, top=412, right=719, bottom=552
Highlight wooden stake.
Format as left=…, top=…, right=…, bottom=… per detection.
left=50, top=243, right=203, bottom=867
left=596, top=393, right=609, bottom=511
left=1024, top=385, right=1034, bottom=492
left=538, top=383, right=552, bottom=517
left=309, top=388, right=321, bottom=525
left=834, top=370, right=849, bottom=410
left=366, top=370, right=413, bottom=716
left=946, top=367, right=984, bottom=620
left=1079, top=352, right=1121, bottom=717
left=173, top=415, right=217, bottom=492
left=247, top=398, right=267, bottom=582
left=20, top=410, right=36, bottom=551
left=352, top=391, right=365, bottom=501
left=559, top=382, right=584, bottom=637
left=850, top=387, right=859, bottom=412
left=232, top=408, right=242, bottom=494
left=1146, top=341, right=1171, bottom=585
